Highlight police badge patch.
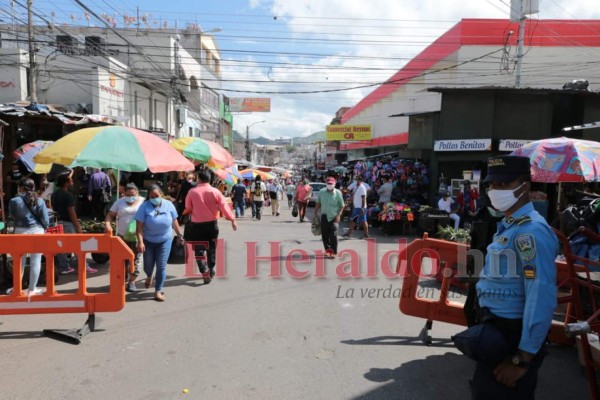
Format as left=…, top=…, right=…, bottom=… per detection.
left=496, top=236, right=509, bottom=244
left=516, top=234, right=536, bottom=261
left=523, top=264, right=536, bottom=279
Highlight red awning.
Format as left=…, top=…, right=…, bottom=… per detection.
left=340, top=132, right=408, bottom=150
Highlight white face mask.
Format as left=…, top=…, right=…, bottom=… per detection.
left=487, top=183, right=526, bottom=212
left=326, top=184, right=334, bottom=191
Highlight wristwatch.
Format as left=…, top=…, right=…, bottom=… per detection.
left=511, top=353, right=531, bottom=369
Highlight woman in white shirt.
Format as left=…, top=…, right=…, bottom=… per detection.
left=104, top=183, right=144, bottom=292
left=437, top=191, right=460, bottom=230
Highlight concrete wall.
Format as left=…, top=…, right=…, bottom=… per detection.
left=0, top=50, right=28, bottom=102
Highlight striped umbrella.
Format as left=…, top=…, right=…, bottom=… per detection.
left=13, top=140, right=54, bottom=172
left=210, top=167, right=238, bottom=186
left=239, top=168, right=274, bottom=181
left=34, top=126, right=194, bottom=172
left=170, top=137, right=235, bottom=168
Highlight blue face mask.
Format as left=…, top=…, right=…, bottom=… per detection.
left=126, top=196, right=137, bottom=204
left=149, top=197, right=162, bottom=206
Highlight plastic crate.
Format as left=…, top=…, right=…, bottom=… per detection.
left=46, top=224, right=64, bottom=234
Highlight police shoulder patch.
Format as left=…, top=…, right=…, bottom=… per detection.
left=523, top=264, right=536, bottom=279
left=515, top=234, right=536, bottom=261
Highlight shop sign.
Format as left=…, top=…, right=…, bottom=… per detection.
left=498, top=139, right=532, bottom=151
left=326, top=125, right=372, bottom=141
left=434, top=139, right=492, bottom=152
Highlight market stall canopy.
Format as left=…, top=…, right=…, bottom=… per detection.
left=510, top=137, right=600, bottom=183
left=239, top=168, right=274, bottom=181
left=34, top=126, right=194, bottom=173
left=170, top=137, right=235, bottom=169
left=13, top=140, right=54, bottom=172
left=210, top=167, right=238, bottom=186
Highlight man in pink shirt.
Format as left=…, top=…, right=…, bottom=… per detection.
left=183, top=170, right=237, bottom=284
left=294, top=179, right=312, bottom=223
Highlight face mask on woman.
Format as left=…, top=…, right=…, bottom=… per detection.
left=149, top=197, right=162, bottom=206
left=487, top=183, right=525, bottom=212
left=125, top=196, right=137, bottom=204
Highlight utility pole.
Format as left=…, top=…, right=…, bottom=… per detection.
left=245, top=125, right=251, bottom=162
left=515, top=13, right=526, bottom=88
left=27, top=0, right=37, bottom=102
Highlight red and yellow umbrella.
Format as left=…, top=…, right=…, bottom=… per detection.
left=170, top=137, right=235, bottom=169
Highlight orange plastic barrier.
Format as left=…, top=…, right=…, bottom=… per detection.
left=0, top=233, right=133, bottom=343
left=397, top=233, right=469, bottom=330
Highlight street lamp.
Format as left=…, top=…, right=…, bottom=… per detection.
left=246, top=120, right=266, bottom=162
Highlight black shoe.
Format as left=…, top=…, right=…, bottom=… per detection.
left=210, top=269, right=215, bottom=278
left=276, top=213, right=280, bottom=216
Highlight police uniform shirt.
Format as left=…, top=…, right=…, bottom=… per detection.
left=476, top=202, right=558, bottom=354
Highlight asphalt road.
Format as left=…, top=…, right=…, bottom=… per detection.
left=0, top=205, right=591, bottom=400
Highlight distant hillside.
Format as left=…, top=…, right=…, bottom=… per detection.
left=232, top=129, right=325, bottom=145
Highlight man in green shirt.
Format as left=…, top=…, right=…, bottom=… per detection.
left=315, top=177, right=345, bottom=259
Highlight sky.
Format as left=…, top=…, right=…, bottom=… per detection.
left=7, top=0, right=600, bottom=139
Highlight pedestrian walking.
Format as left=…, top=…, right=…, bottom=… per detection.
left=183, top=170, right=237, bottom=284
left=266, top=179, right=280, bottom=216
left=314, top=177, right=345, bottom=259
left=104, top=183, right=144, bottom=292
left=134, top=184, right=183, bottom=302
left=343, top=175, right=369, bottom=239
left=251, top=176, right=266, bottom=221
left=88, top=168, right=112, bottom=221
left=377, top=175, right=393, bottom=208
left=460, top=156, right=557, bottom=399
left=294, top=179, right=312, bottom=223
left=51, top=173, right=97, bottom=274
left=7, top=178, right=49, bottom=295
left=231, top=180, right=247, bottom=218
left=286, top=180, right=295, bottom=208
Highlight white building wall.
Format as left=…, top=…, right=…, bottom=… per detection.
left=0, top=50, right=28, bottom=102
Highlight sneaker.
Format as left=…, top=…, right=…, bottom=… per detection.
left=60, top=267, right=76, bottom=275
left=6, top=288, right=13, bottom=295
left=28, top=288, right=45, bottom=296
left=125, top=282, right=139, bottom=293
left=86, top=266, right=98, bottom=274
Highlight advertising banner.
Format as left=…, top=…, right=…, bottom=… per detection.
left=229, top=98, right=271, bottom=112
left=326, top=125, right=372, bottom=141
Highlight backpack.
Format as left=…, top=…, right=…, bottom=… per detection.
left=254, top=183, right=263, bottom=197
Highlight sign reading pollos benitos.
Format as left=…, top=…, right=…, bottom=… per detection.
left=498, top=139, right=532, bottom=152
left=434, top=139, right=492, bottom=151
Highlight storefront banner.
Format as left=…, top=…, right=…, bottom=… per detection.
left=434, top=139, right=492, bottom=151
left=498, top=139, right=533, bottom=152
left=326, top=125, right=372, bottom=141
left=229, top=98, right=271, bottom=112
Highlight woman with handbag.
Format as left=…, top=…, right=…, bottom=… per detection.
left=7, top=178, right=50, bottom=295
left=134, top=184, right=183, bottom=302
left=104, top=183, right=144, bottom=293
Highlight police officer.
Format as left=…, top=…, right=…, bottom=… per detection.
left=472, top=155, right=557, bottom=399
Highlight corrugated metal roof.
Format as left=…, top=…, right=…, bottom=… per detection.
left=0, top=102, right=119, bottom=125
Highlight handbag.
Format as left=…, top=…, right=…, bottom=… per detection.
left=311, top=214, right=321, bottom=236
left=123, top=219, right=138, bottom=242
left=168, top=236, right=186, bottom=264
left=292, top=202, right=299, bottom=218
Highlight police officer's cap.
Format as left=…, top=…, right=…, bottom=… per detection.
left=483, top=155, right=531, bottom=183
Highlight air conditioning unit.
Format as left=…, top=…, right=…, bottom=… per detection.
left=85, top=36, right=106, bottom=56
left=56, top=35, right=78, bottom=55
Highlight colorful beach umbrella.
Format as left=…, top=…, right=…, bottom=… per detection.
left=170, top=137, right=235, bottom=168
left=13, top=140, right=53, bottom=172
left=34, top=126, right=194, bottom=173
left=239, top=168, right=274, bottom=181
left=210, top=167, right=238, bottom=186
left=510, top=137, right=600, bottom=183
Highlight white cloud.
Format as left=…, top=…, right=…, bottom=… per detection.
left=228, top=0, right=600, bottom=139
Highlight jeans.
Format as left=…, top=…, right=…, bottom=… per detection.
left=449, top=213, right=460, bottom=230
left=287, top=194, right=293, bottom=207
left=14, top=226, right=44, bottom=290
left=143, top=239, right=172, bottom=292
left=320, top=215, right=339, bottom=254
left=254, top=200, right=263, bottom=220
left=184, top=220, right=219, bottom=272
left=234, top=199, right=245, bottom=218
left=56, top=221, right=87, bottom=271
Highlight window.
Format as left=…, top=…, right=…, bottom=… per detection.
left=189, top=127, right=193, bottom=137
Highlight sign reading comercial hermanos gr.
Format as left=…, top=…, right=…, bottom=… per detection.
left=326, top=125, right=372, bottom=141
left=433, top=139, right=492, bottom=152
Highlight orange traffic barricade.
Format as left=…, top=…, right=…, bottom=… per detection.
left=0, top=233, right=133, bottom=344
